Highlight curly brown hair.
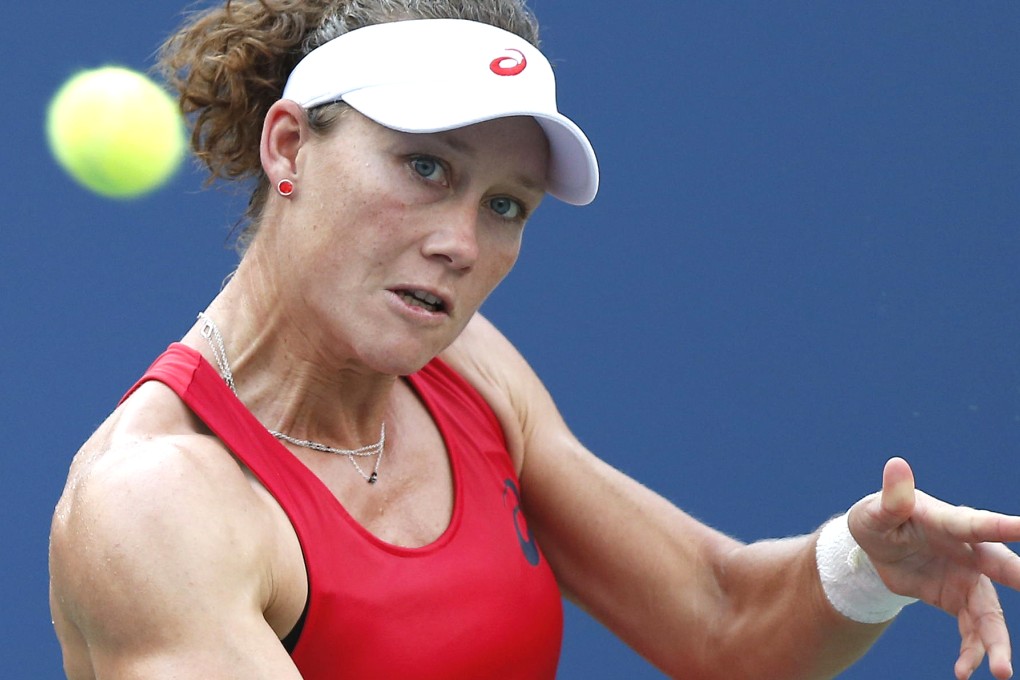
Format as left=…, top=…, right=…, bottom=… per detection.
left=158, top=0, right=540, bottom=251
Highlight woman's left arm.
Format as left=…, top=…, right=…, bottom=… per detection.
left=446, top=314, right=1020, bottom=680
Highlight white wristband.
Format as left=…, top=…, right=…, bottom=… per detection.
left=815, top=512, right=917, bottom=624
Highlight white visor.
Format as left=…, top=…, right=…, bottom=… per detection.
left=281, top=19, right=599, bottom=205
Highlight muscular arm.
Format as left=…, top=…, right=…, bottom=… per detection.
left=447, top=314, right=885, bottom=679
left=49, top=425, right=303, bottom=680
left=524, top=439, right=885, bottom=678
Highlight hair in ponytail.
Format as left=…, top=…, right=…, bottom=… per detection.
left=158, top=0, right=539, bottom=251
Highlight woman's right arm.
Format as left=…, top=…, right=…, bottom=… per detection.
left=49, top=433, right=303, bottom=680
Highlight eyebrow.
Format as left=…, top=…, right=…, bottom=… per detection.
left=433, top=130, right=547, bottom=195
left=512, top=170, right=546, bottom=195
left=435, top=131, right=476, bottom=156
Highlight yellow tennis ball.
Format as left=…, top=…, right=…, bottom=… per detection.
left=46, top=66, right=186, bottom=199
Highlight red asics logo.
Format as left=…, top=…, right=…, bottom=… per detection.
left=490, top=49, right=527, bottom=76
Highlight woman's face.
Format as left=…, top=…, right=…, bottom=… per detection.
left=267, top=109, right=549, bottom=374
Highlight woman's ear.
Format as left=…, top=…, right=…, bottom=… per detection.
left=260, top=99, right=308, bottom=185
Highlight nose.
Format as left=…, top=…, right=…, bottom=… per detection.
left=421, top=203, right=480, bottom=271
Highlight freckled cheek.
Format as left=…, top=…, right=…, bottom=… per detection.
left=481, top=237, right=524, bottom=285
left=501, top=244, right=522, bottom=273
left=368, top=209, right=426, bottom=263
left=332, top=193, right=410, bottom=253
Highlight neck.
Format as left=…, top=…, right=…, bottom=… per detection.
left=182, top=247, right=396, bottom=451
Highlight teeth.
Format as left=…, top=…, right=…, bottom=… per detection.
left=399, top=290, right=443, bottom=311
left=413, top=290, right=441, bottom=306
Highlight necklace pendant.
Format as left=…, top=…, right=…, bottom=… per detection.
left=197, top=313, right=386, bottom=487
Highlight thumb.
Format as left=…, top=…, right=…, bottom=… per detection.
left=881, top=456, right=916, bottom=523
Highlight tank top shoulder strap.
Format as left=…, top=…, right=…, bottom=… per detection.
left=121, top=343, right=324, bottom=517
left=406, top=356, right=508, bottom=456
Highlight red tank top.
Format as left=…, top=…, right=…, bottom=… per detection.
left=125, top=343, right=563, bottom=679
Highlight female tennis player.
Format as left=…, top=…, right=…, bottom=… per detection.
left=50, top=1, right=1020, bottom=678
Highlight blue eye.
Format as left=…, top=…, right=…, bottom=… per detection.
left=411, top=156, right=446, bottom=183
left=489, top=197, right=523, bottom=220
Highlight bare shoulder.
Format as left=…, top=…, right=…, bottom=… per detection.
left=442, top=312, right=527, bottom=389
left=50, top=382, right=298, bottom=679
left=52, top=381, right=267, bottom=564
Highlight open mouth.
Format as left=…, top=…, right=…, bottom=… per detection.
left=395, top=289, right=446, bottom=313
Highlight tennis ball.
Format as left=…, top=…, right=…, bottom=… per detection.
left=46, top=66, right=186, bottom=199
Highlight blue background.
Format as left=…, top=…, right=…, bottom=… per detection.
left=4, top=1, right=1018, bottom=678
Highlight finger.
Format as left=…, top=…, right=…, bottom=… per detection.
left=974, top=542, right=1020, bottom=594
left=969, top=577, right=1013, bottom=679
left=881, top=457, right=916, bottom=521
left=956, top=606, right=985, bottom=680
left=926, top=500, right=1020, bottom=546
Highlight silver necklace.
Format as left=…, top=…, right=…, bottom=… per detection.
left=197, top=312, right=385, bottom=484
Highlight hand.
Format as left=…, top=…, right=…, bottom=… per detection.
left=849, top=457, right=1020, bottom=680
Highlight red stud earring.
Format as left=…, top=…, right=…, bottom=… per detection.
left=277, top=179, right=295, bottom=197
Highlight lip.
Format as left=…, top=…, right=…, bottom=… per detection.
left=387, top=285, right=454, bottom=319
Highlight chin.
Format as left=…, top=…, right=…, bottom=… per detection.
left=358, top=338, right=447, bottom=378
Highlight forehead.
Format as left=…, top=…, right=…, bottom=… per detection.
left=438, top=117, right=550, bottom=195
left=434, top=117, right=549, bottom=176
left=342, top=111, right=550, bottom=189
